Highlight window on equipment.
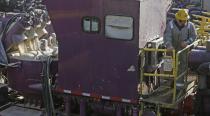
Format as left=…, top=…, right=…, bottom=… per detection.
left=82, top=16, right=100, bottom=33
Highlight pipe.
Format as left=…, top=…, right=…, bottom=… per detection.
left=188, top=49, right=210, bottom=70
left=64, top=96, right=71, bottom=116
left=132, top=107, right=139, bottom=116
left=41, top=56, right=55, bottom=116
left=80, top=99, right=86, bottom=116
left=116, top=105, right=122, bottom=116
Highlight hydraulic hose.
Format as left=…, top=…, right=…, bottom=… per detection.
left=41, top=56, right=55, bottom=116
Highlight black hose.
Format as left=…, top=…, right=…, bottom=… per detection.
left=41, top=56, right=55, bottom=116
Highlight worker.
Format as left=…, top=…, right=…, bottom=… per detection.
left=164, top=9, right=197, bottom=89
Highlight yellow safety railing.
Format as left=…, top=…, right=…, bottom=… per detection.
left=139, top=48, right=176, bottom=95
left=192, top=14, right=210, bottom=44
left=139, top=40, right=200, bottom=116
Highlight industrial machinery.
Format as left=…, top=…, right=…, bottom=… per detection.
left=0, top=0, right=209, bottom=116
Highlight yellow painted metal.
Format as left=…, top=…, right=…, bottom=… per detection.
left=140, top=50, right=145, bottom=95
left=144, top=73, right=174, bottom=77
left=202, top=12, right=210, bottom=17
left=139, top=103, right=144, bottom=116
left=192, top=14, right=210, bottom=44
left=157, top=105, right=161, bottom=116
left=142, top=48, right=173, bottom=52
left=139, top=40, right=200, bottom=115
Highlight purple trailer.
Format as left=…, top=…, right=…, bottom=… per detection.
left=45, top=0, right=171, bottom=103
left=0, top=0, right=172, bottom=115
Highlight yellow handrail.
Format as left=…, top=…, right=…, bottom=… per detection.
left=140, top=39, right=200, bottom=105
left=192, top=14, right=210, bottom=44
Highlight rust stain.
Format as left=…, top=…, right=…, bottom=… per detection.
left=49, top=10, right=86, bottom=19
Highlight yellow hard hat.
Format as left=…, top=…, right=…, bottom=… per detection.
left=175, top=9, right=190, bottom=20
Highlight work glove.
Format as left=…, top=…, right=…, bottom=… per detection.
left=181, top=41, right=188, bottom=48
